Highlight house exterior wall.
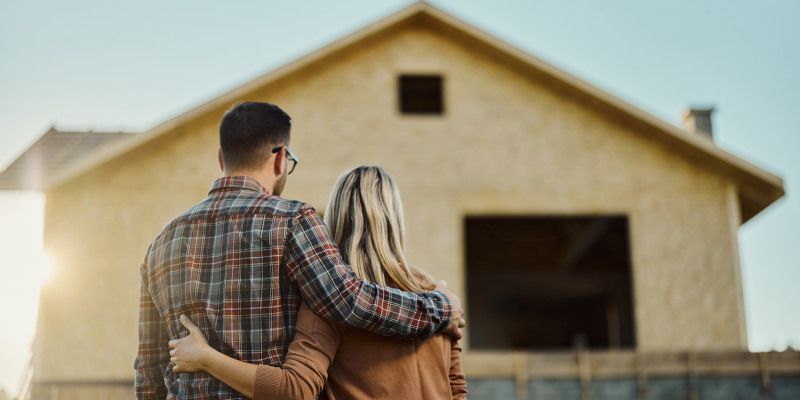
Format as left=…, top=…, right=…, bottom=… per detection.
left=36, top=114, right=222, bottom=384
left=33, top=23, right=746, bottom=394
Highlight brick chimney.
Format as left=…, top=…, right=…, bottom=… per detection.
left=682, top=107, right=715, bottom=140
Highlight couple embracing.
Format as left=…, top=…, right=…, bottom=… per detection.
left=135, top=102, right=467, bottom=399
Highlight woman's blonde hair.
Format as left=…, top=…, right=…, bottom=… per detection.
left=324, top=166, right=432, bottom=293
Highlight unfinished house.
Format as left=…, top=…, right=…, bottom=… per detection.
left=3, top=3, right=796, bottom=399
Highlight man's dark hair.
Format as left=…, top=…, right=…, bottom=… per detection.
left=219, top=102, right=292, bottom=171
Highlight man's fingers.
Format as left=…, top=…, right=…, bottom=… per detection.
left=432, top=280, right=466, bottom=338
left=433, top=280, right=462, bottom=308
left=433, top=280, right=450, bottom=295
left=449, top=295, right=463, bottom=316
left=168, top=340, right=177, bottom=349
left=448, top=323, right=463, bottom=341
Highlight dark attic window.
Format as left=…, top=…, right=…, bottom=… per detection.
left=465, top=215, right=637, bottom=351
left=399, top=75, right=443, bottom=114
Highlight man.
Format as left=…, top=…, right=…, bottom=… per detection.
left=135, top=102, right=464, bottom=399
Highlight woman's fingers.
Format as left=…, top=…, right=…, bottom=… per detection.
left=168, top=316, right=200, bottom=373
left=180, top=314, right=207, bottom=338
left=169, top=314, right=209, bottom=374
left=179, top=314, right=210, bottom=346
left=179, top=314, right=198, bottom=330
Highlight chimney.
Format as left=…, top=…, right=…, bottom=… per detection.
left=682, top=107, right=715, bottom=140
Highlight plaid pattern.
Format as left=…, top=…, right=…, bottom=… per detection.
left=134, top=176, right=452, bottom=399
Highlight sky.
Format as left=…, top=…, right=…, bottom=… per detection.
left=0, top=0, right=798, bottom=395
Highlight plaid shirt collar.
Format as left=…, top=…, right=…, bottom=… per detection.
left=209, top=175, right=270, bottom=196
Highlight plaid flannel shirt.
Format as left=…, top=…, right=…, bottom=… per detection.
left=134, top=176, right=452, bottom=399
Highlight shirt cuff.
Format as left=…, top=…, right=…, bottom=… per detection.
left=430, top=289, right=453, bottom=333
left=253, top=364, right=282, bottom=400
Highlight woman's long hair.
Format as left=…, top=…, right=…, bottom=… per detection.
left=324, top=166, right=432, bottom=293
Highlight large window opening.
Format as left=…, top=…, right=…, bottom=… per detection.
left=466, top=215, right=636, bottom=350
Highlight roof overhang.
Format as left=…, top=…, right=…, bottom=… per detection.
left=0, top=128, right=138, bottom=191
left=28, top=2, right=784, bottom=223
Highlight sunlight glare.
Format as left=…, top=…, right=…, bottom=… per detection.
left=34, top=252, right=53, bottom=286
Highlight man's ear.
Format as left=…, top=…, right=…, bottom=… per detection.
left=217, top=148, right=224, bottom=173
left=273, top=147, right=286, bottom=177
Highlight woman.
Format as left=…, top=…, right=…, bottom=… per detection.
left=168, top=166, right=467, bottom=399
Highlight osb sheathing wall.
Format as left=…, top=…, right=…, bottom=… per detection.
left=35, top=24, right=746, bottom=386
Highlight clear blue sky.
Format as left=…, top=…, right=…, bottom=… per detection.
left=0, top=0, right=798, bottom=394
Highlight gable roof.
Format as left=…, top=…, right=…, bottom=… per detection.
left=21, top=2, right=785, bottom=223
left=0, top=128, right=138, bottom=190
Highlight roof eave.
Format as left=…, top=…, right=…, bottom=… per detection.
left=45, top=2, right=433, bottom=191
left=42, top=1, right=785, bottom=223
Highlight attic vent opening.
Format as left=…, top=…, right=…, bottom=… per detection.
left=399, top=75, right=443, bottom=114
left=466, top=215, right=637, bottom=350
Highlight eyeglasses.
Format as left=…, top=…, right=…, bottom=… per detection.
left=272, top=146, right=299, bottom=175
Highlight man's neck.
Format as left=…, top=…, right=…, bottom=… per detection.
left=223, top=170, right=275, bottom=194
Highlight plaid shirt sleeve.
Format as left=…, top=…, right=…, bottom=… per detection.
left=134, top=261, right=170, bottom=400
left=284, top=206, right=452, bottom=341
